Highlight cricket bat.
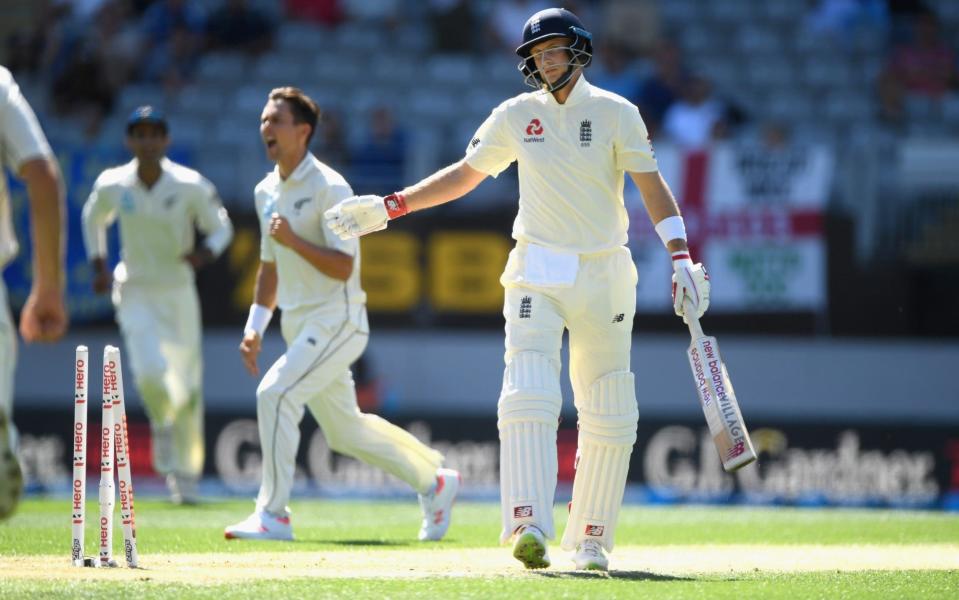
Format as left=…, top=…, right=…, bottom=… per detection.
left=683, top=300, right=756, bottom=472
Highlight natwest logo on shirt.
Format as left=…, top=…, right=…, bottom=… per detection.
left=523, top=118, right=545, bottom=143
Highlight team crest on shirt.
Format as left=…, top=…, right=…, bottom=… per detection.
left=523, top=118, right=545, bottom=143
left=162, top=194, right=177, bottom=209
left=579, top=119, right=592, bottom=147
left=293, top=197, right=312, bottom=214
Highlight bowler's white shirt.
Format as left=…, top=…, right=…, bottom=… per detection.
left=82, top=157, right=233, bottom=286
left=0, top=66, right=54, bottom=268
left=255, top=153, right=366, bottom=320
left=465, top=76, right=658, bottom=253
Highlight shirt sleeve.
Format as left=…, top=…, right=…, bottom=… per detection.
left=255, top=194, right=275, bottom=263
left=80, top=178, right=117, bottom=260
left=464, top=103, right=516, bottom=178
left=615, top=102, right=658, bottom=173
left=0, top=71, right=53, bottom=171
left=192, top=178, right=233, bottom=257
left=322, top=182, right=358, bottom=256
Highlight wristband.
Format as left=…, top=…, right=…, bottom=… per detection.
left=671, top=250, right=693, bottom=270
left=244, top=304, right=273, bottom=337
left=383, top=193, right=408, bottom=219
left=654, top=216, right=687, bottom=247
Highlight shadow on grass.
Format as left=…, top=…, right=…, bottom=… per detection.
left=313, top=539, right=415, bottom=547
left=536, top=570, right=695, bottom=581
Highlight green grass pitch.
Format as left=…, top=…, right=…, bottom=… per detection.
left=1, top=498, right=957, bottom=598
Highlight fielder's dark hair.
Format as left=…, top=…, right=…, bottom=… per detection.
left=268, top=87, right=320, bottom=144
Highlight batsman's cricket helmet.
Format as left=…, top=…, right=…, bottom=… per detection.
left=516, top=8, right=593, bottom=92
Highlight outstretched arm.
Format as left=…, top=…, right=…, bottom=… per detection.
left=324, top=159, right=488, bottom=239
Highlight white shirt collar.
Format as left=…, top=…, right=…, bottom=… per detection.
left=276, top=152, right=316, bottom=184
left=540, top=74, right=591, bottom=108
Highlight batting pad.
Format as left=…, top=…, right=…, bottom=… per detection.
left=562, top=370, right=638, bottom=552
left=497, top=351, right=562, bottom=543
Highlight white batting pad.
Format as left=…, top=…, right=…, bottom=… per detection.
left=562, top=370, right=638, bottom=552
left=498, top=351, right=562, bottom=543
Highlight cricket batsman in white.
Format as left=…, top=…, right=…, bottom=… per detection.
left=82, top=106, right=234, bottom=504
left=325, top=8, right=710, bottom=570
left=0, top=65, right=68, bottom=521
left=223, top=87, right=459, bottom=542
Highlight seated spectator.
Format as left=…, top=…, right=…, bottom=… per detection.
left=804, top=0, right=888, bottom=40
left=285, top=0, right=344, bottom=26
left=661, top=74, right=726, bottom=149
left=350, top=106, right=406, bottom=194
left=206, top=0, right=275, bottom=55
left=637, top=40, right=687, bottom=139
left=142, top=24, right=201, bottom=92
left=486, top=0, right=550, bottom=54
left=588, top=42, right=645, bottom=105
left=311, top=109, right=351, bottom=173
left=50, top=38, right=115, bottom=137
left=428, top=0, right=478, bottom=54
left=602, top=0, right=660, bottom=58
left=885, top=10, right=959, bottom=99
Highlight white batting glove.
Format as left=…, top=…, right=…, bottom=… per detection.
left=324, top=194, right=390, bottom=240
left=671, top=251, right=710, bottom=323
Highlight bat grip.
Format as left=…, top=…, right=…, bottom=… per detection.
left=683, top=298, right=706, bottom=340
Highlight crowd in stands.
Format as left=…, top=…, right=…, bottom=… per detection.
left=2, top=0, right=958, bottom=198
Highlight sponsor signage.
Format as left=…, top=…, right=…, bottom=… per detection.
left=15, top=409, right=958, bottom=509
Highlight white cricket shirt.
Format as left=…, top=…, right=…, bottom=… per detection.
left=465, top=76, right=658, bottom=253
left=0, top=66, right=54, bottom=268
left=254, top=153, right=366, bottom=320
left=82, top=157, right=233, bottom=286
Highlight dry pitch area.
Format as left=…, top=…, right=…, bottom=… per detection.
left=3, top=544, right=958, bottom=583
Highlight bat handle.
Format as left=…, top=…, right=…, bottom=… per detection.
left=683, top=298, right=706, bottom=340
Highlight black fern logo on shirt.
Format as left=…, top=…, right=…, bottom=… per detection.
left=519, top=296, right=532, bottom=319
left=579, top=120, right=592, bottom=147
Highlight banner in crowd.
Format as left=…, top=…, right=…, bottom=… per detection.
left=629, top=142, right=834, bottom=312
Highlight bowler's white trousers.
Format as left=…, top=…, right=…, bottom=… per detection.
left=254, top=304, right=443, bottom=515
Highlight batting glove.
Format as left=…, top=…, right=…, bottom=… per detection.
left=671, top=251, right=710, bottom=323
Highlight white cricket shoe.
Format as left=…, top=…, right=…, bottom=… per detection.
left=224, top=509, right=294, bottom=541
left=0, top=418, right=23, bottom=521
left=417, top=468, right=461, bottom=541
left=512, top=524, right=550, bottom=569
left=572, top=539, right=609, bottom=571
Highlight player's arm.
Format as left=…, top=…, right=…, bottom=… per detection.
left=324, top=105, right=513, bottom=240
left=80, top=182, right=117, bottom=294
left=323, top=159, right=487, bottom=239
left=629, top=170, right=710, bottom=322
left=629, top=170, right=687, bottom=254
left=239, top=260, right=277, bottom=377
left=185, top=182, right=233, bottom=268
left=267, top=212, right=352, bottom=280
left=18, top=156, right=67, bottom=341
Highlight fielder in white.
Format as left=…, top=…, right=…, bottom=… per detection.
left=0, top=65, right=68, bottom=521
left=82, top=106, right=233, bottom=504
left=224, top=87, right=459, bottom=542
left=325, top=8, right=710, bottom=571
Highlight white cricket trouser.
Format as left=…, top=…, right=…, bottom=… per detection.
left=113, top=281, right=204, bottom=480
left=255, top=305, right=443, bottom=515
left=498, top=244, right=638, bottom=548
left=0, top=281, right=16, bottom=451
